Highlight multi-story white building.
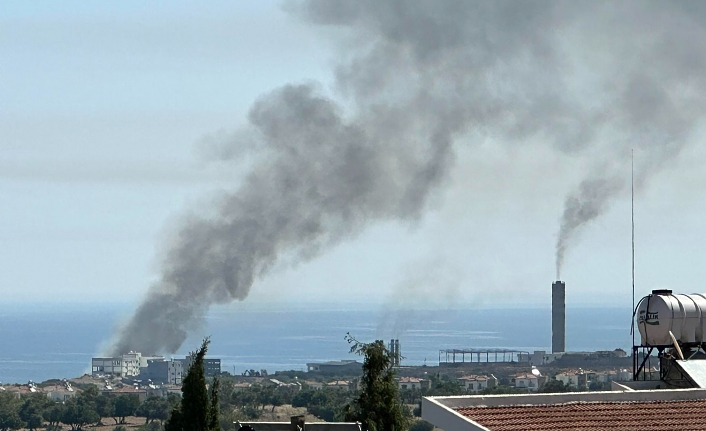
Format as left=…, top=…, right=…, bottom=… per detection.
left=93, top=351, right=220, bottom=381
left=121, top=352, right=143, bottom=377
left=167, top=358, right=184, bottom=385
left=92, top=352, right=148, bottom=377
left=91, top=357, right=124, bottom=376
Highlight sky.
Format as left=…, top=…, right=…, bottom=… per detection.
left=2, top=0, right=706, bottom=316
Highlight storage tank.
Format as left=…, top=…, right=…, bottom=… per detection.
left=636, top=289, right=706, bottom=346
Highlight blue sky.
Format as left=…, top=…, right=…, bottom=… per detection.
left=2, top=1, right=705, bottom=310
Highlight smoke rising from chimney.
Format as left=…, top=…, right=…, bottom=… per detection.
left=555, top=175, right=624, bottom=279
left=110, top=1, right=706, bottom=354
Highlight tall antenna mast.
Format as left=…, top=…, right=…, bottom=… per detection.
left=632, top=149, right=635, bottom=346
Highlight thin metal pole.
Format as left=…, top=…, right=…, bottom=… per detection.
left=632, top=149, right=635, bottom=347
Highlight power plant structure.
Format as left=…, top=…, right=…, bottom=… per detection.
left=388, top=339, right=401, bottom=367
left=552, top=280, right=566, bottom=354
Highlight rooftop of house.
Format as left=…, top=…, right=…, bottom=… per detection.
left=44, top=385, right=78, bottom=394
left=422, top=388, right=706, bottom=431
left=399, top=377, right=426, bottom=383
left=456, top=399, right=706, bottom=431
left=512, top=374, right=539, bottom=379
left=4, top=385, right=39, bottom=395
left=458, top=375, right=494, bottom=381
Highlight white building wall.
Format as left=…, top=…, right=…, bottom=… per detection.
left=168, top=359, right=183, bottom=385
left=121, top=352, right=143, bottom=377
left=515, top=376, right=539, bottom=391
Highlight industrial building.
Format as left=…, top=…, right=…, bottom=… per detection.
left=91, top=352, right=220, bottom=383
left=421, top=288, right=706, bottom=430
left=91, top=352, right=161, bottom=377
left=552, top=280, right=565, bottom=353
left=182, top=354, right=221, bottom=378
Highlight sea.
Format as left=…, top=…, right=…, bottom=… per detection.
left=0, top=303, right=633, bottom=384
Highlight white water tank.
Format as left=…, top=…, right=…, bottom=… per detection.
left=636, top=290, right=706, bottom=346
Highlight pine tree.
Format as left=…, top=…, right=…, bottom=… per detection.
left=164, top=337, right=220, bottom=431
left=208, top=377, right=220, bottom=431
left=344, top=333, right=411, bottom=431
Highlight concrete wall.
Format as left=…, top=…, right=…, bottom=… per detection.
left=92, top=358, right=123, bottom=376
left=422, top=397, right=489, bottom=431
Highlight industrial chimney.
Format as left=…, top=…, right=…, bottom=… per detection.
left=388, top=339, right=401, bottom=367
left=552, top=281, right=566, bottom=353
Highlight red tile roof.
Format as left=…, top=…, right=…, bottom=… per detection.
left=457, top=399, right=706, bottom=431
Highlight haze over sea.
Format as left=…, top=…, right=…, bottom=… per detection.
left=0, top=303, right=632, bottom=384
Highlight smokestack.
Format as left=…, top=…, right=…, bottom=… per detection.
left=389, top=339, right=401, bottom=367
left=552, top=281, right=566, bottom=354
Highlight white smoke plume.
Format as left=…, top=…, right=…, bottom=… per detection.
left=110, top=1, right=706, bottom=354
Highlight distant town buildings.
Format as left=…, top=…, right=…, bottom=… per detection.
left=511, top=373, right=542, bottom=391
left=457, top=375, right=497, bottom=393
left=306, top=360, right=363, bottom=374
left=397, top=376, right=431, bottom=391
left=91, top=352, right=221, bottom=384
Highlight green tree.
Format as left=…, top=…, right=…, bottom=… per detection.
left=137, top=397, right=171, bottom=425
left=113, top=395, right=140, bottom=425
left=137, top=422, right=163, bottom=431
left=61, top=396, right=99, bottom=431
left=540, top=379, right=571, bottom=393
left=164, top=408, right=183, bottom=431
left=43, top=404, right=64, bottom=427
left=164, top=337, right=220, bottom=431
left=18, top=393, right=50, bottom=431
left=95, top=394, right=115, bottom=425
left=409, top=420, right=434, bottom=431
left=208, top=377, right=220, bottom=431
left=182, top=339, right=209, bottom=431
left=424, top=375, right=462, bottom=396
left=343, top=334, right=411, bottom=431
left=0, top=392, right=24, bottom=431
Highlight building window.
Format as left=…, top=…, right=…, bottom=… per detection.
left=469, top=383, right=474, bottom=390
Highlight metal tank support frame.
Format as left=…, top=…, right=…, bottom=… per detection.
left=633, top=344, right=706, bottom=381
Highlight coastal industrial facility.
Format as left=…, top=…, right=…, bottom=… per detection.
left=422, top=288, right=706, bottom=430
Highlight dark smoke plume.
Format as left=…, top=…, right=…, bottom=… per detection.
left=110, top=0, right=706, bottom=354
left=555, top=176, right=624, bottom=279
